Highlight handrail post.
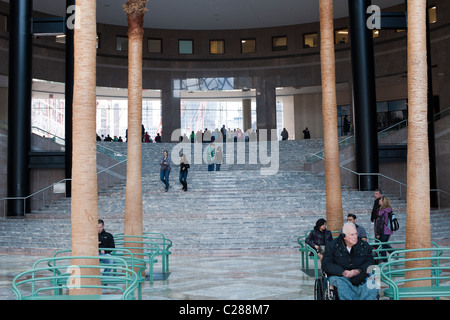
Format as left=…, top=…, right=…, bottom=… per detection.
left=438, top=190, right=440, bottom=210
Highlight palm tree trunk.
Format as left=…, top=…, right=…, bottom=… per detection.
left=70, top=0, right=101, bottom=295
left=123, top=0, right=148, bottom=251
left=319, top=0, right=343, bottom=232
left=405, top=0, right=431, bottom=290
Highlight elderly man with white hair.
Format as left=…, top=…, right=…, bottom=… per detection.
left=321, top=222, right=378, bottom=300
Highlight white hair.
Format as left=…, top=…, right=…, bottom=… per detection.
left=342, top=222, right=357, bottom=235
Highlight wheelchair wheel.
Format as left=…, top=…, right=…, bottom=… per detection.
left=314, top=277, right=325, bottom=300
left=325, top=282, right=339, bottom=300
left=314, top=276, right=339, bottom=300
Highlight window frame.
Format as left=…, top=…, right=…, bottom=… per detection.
left=303, top=32, right=318, bottom=48
left=116, top=35, right=128, bottom=51
left=334, top=28, right=349, bottom=45
left=148, top=38, right=163, bottom=54
left=209, top=39, right=225, bottom=55
left=178, top=39, right=194, bottom=55
left=272, top=35, right=288, bottom=51
left=240, top=38, right=256, bottom=54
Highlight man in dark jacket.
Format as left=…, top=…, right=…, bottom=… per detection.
left=370, top=189, right=382, bottom=223
left=98, top=219, right=115, bottom=274
left=98, top=219, right=115, bottom=253
left=321, top=223, right=378, bottom=300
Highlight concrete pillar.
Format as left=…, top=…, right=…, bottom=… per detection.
left=281, top=96, right=295, bottom=140
left=348, top=0, right=379, bottom=191
left=65, top=0, right=75, bottom=197
left=242, top=98, right=252, bottom=132
left=7, top=0, right=32, bottom=216
left=161, top=81, right=181, bottom=142
left=256, top=77, right=276, bottom=141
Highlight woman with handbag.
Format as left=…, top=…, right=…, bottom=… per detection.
left=374, top=196, right=394, bottom=262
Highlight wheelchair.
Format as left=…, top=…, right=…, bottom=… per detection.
left=314, top=272, right=339, bottom=300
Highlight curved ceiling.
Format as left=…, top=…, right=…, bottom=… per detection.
left=4, top=0, right=404, bottom=30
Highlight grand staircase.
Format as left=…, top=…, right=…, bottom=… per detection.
left=1, top=140, right=449, bottom=255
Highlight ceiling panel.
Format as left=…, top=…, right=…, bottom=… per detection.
left=1, top=0, right=404, bottom=30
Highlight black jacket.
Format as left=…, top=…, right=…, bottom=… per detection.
left=98, top=230, right=115, bottom=254
left=322, top=235, right=375, bottom=286
left=371, top=198, right=381, bottom=222
left=180, top=162, right=190, bottom=173
left=305, top=229, right=333, bottom=249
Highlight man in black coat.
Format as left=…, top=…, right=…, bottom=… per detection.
left=98, top=219, right=115, bottom=254
left=321, top=223, right=378, bottom=300
left=98, top=219, right=115, bottom=274
left=370, top=189, right=383, bottom=223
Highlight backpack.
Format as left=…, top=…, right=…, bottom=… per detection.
left=388, top=212, right=400, bottom=232
left=376, top=210, right=399, bottom=235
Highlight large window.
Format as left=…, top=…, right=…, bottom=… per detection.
left=176, top=78, right=235, bottom=91
left=32, top=98, right=66, bottom=145
left=377, top=99, right=407, bottom=130
left=96, top=99, right=162, bottom=141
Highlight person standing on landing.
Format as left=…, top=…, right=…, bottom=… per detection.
left=179, top=154, right=190, bottom=191
left=160, top=150, right=171, bottom=192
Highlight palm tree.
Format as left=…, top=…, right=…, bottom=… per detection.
left=123, top=0, right=148, bottom=249
left=70, top=0, right=101, bottom=295
left=405, top=0, right=431, bottom=289
left=319, top=0, right=343, bottom=232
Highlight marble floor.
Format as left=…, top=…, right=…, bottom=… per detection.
left=0, top=250, right=316, bottom=301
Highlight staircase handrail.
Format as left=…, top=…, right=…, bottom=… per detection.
left=309, top=106, right=450, bottom=163
left=0, top=153, right=128, bottom=215
left=308, top=152, right=450, bottom=209
left=2, top=120, right=128, bottom=160
left=96, top=143, right=127, bottom=161
left=435, top=106, right=450, bottom=119
left=31, top=126, right=66, bottom=146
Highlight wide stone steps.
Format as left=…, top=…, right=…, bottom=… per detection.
left=1, top=140, right=449, bottom=255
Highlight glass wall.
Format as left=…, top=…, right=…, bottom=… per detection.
left=180, top=100, right=249, bottom=136
left=32, top=96, right=289, bottom=143
left=337, top=105, right=351, bottom=136
left=96, top=99, right=162, bottom=141
left=32, top=98, right=66, bottom=140
left=31, top=97, right=162, bottom=142
left=180, top=100, right=284, bottom=140
left=376, top=99, right=407, bottom=130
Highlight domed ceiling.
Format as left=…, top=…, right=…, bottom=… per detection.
left=2, top=0, right=404, bottom=30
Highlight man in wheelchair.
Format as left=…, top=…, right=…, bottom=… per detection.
left=320, top=223, right=378, bottom=300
